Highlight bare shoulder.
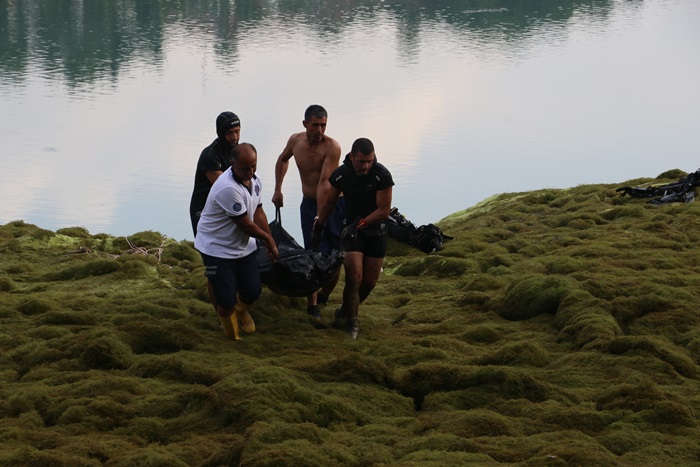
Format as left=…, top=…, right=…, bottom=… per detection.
left=279, top=131, right=306, bottom=159
left=289, top=131, right=310, bottom=150
left=323, top=134, right=341, bottom=154
left=289, top=131, right=306, bottom=142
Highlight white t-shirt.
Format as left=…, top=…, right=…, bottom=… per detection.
left=194, top=167, right=263, bottom=259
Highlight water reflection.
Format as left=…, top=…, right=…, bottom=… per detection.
left=1, top=0, right=621, bottom=86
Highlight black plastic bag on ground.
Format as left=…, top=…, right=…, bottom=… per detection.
left=413, top=223, right=453, bottom=253
left=388, top=207, right=453, bottom=253
left=616, top=168, right=700, bottom=205
left=387, top=207, right=417, bottom=243
left=257, top=208, right=344, bottom=297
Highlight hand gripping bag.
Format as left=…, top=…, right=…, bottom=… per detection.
left=257, top=208, right=344, bottom=297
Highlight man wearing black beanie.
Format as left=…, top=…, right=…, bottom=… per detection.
left=189, top=111, right=241, bottom=236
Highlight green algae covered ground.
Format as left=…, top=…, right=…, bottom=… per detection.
left=2, top=171, right=700, bottom=466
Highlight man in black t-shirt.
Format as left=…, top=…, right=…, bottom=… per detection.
left=189, top=111, right=241, bottom=237
left=314, top=137, right=394, bottom=339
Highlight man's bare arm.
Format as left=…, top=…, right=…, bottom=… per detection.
left=361, top=186, right=393, bottom=227
left=233, top=207, right=278, bottom=259
left=272, top=135, right=297, bottom=207
left=315, top=180, right=341, bottom=226
left=253, top=205, right=278, bottom=259
left=316, top=138, right=342, bottom=191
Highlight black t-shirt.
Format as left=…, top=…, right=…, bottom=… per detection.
left=329, top=156, right=394, bottom=223
left=189, top=138, right=234, bottom=232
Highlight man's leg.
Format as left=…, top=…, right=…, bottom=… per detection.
left=340, top=256, right=383, bottom=339
left=359, top=256, right=384, bottom=303
left=217, top=303, right=240, bottom=340
left=206, top=281, right=218, bottom=311
left=339, top=251, right=364, bottom=338
left=300, top=198, right=322, bottom=317
left=206, top=280, right=241, bottom=339
left=318, top=267, right=340, bottom=305
left=201, top=253, right=241, bottom=340
left=318, top=197, right=346, bottom=305
left=234, top=252, right=262, bottom=333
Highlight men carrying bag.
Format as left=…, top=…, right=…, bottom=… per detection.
left=257, top=208, right=344, bottom=297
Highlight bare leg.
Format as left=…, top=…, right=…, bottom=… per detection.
left=308, top=263, right=341, bottom=318
left=307, top=292, right=317, bottom=307
left=358, top=256, right=384, bottom=304
left=342, top=252, right=364, bottom=321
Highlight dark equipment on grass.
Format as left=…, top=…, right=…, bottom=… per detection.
left=257, top=208, right=344, bottom=297
left=387, top=207, right=453, bottom=253
left=616, top=169, right=700, bottom=205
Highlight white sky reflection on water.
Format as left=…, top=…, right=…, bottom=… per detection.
left=0, top=0, right=698, bottom=242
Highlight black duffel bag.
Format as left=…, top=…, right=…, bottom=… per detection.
left=257, top=208, right=344, bottom=297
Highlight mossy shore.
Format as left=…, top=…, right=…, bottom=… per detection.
left=2, top=171, right=700, bottom=466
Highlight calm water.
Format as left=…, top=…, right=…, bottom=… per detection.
left=1, top=0, right=698, bottom=242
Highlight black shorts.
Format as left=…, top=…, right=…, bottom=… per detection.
left=200, top=251, right=261, bottom=309
left=343, top=223, right=387, bottom=259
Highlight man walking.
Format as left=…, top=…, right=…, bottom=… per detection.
left=314, top=138, right=394, bottom=339
left=272, top=104, right=344, bottom=318
left=189, top=111, right=241, bottom=237
left=195, top=143, right=278, bottom=340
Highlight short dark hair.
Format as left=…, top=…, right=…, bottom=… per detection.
left=304, top=105, right=327, bottom=122
left=231, top=142, right=257, bottom=162
left=351, top=137, right=374, bottom=156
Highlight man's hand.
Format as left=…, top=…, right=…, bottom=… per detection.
left=311, top=216, right=324, bottom=252
left=340, top=217, right=361, bottom=251
left=271, top=191, right=284, bottom=208
left=265, top=238, right=279, bottom=261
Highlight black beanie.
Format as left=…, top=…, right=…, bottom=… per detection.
left=216, top=111, right=241, bottom=138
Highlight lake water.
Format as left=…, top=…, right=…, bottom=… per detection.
left=1, top=0, right=698, bottom=243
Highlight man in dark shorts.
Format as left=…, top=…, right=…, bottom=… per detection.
left=272, top=104, right=344, bottom=318
left=195, top=143, right=278, bottom=340
left=314, top=137, right=394, bottom=339
left=189, top=111, right=241, bottom=237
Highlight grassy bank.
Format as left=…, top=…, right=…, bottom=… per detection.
left=1, top=171, right=700, bottom=466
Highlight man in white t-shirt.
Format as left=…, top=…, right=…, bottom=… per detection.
left=195, top=143, right=278, bottom=340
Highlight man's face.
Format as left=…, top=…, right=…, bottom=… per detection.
left=233, top=146, right=257, bottom=181
left=224, top=126, right=241, bottom=146
left=350, top=151, right=375, bottom=176
left=303, top=116, right=327, bottom=143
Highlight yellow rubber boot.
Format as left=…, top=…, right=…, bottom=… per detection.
left=235, top=299, right=256, bottom=334
left=218, top=314, right=241, bottom=341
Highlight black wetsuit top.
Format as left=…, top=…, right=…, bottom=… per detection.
left=189, top=137, right=234, bottom=236
left=329, top=155, right=395, bottom=224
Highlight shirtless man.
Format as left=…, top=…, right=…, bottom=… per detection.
left=272, top=104, right=344, bottom=319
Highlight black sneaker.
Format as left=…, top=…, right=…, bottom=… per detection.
left=348, top=318, right=359, bottom=339
left=307, top=305, right=321, bottom=320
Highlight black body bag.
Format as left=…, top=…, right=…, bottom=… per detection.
left=257, top=208, right=344, bottom=297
